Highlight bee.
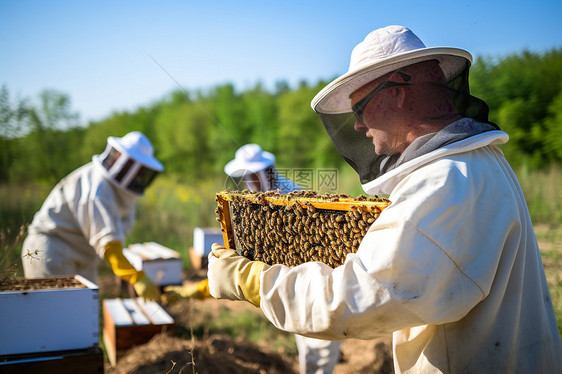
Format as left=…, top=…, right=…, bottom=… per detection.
left=331, top=252, right=340, bottom=262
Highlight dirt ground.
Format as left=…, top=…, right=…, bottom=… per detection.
left=98, top=273, right=393, bottom=374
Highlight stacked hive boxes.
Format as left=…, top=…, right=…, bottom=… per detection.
left=123, top=241, right=182, bottom=286
left=0, top=275, right=103, bottom=373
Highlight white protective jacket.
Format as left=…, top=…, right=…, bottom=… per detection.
left=259, top=130, right=562, bottom=373
left=22, top=162, right=137, bottom=283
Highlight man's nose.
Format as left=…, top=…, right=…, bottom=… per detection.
left=354, top=121, right=367, bottom=132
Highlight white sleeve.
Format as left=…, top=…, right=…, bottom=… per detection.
left=259, top=156, right=506, bottom=340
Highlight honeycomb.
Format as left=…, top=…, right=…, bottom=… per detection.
left=216, top=190, right=390, bottom=268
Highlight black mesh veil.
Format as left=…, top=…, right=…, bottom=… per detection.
left=318, top=111, right=387, bottom=184
left=315, top=61, right=498, bottom=185
left=447, top=61, right=498, bottom=126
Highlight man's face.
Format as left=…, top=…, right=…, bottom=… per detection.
left=243, top=172, right=263, bottom=192
left=350, top=76, right=404, bottom=155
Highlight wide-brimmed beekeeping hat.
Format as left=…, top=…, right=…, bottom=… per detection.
left=93, top=131, right=163, bottom=195
left=311, top=25, right=472, bottom=114
left=107, top=131, right=163, bottom=172
left=224, top=144, right=276, bottom=178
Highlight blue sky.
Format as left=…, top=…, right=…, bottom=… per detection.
left=1, top=0, right=561, bottom=123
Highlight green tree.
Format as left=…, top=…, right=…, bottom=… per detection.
left=543, top=91, right=562, bottom=160
left=241, top=83, right=278, bottom=151
left=0, top=85, right=29, bottom=182
left=12, top=90, right=82, bottom=183
left=154, top=100, right=213, bottom=180
left=470, top=48, right=562, bottom=168
left=276, top=81, right=328, bottom=169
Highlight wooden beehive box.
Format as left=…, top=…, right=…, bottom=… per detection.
left=216, top=190, right=391, bottom=268
left=0, top=275, right=99, bottom=356
left=190, top=227, right=224, bottom=269
left=193, top=227, right=224, bottom=257
left=123, top=241, right=182, bottom=286
left=103, top=297, right=175, bottom=366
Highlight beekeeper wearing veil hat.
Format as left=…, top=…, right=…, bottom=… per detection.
left=224, top=143, right=300, bottom=193
left=207, top=25, right=562, bottom=373
left=22, top=131, right=163, bottom=301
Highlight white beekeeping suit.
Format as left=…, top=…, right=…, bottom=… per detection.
left=22, top=131, right=163, bottom=301
left=225, top=143, right=343, bottom=374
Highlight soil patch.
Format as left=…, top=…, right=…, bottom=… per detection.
left=105, top=333, right=298, bottom=374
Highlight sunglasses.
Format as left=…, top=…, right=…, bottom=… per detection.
left=352, top=71, right=412, bottom=123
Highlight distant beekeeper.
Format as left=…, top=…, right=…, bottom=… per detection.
left=166, top=143, right=342, bottom=374
left=224, top=143, right=300, bottom=193
left=185, top=143, right=301, bottom=272
left=207, top=25, right=562, bottom=373
left=22, top=131, right=162, bottom=301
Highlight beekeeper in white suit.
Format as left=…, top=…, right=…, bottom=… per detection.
left=22, top=131, right=162, bottom=301
left=207, top=25, right=562, bottom=373
left=166, top=143, right=342, bottom=374
left=224, top=143, right=300, bottom=193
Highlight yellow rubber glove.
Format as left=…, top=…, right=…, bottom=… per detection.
left=162, top=279, right=211, bottom=304
left=103, top=240, right=161, bottom=301
left=207, top=243, right=269, bottom=307
left=103, top=241, right=143, bottom=283
left=132, top=273, right=161, bottom=301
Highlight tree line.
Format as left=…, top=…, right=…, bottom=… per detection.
left=1, top=47, right=561, bottom=186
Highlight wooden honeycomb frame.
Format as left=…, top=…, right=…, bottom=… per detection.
left=216, top=190, right=390, bottom=268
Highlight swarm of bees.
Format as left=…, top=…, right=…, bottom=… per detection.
left=216, top=190, right=390, bottom=268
